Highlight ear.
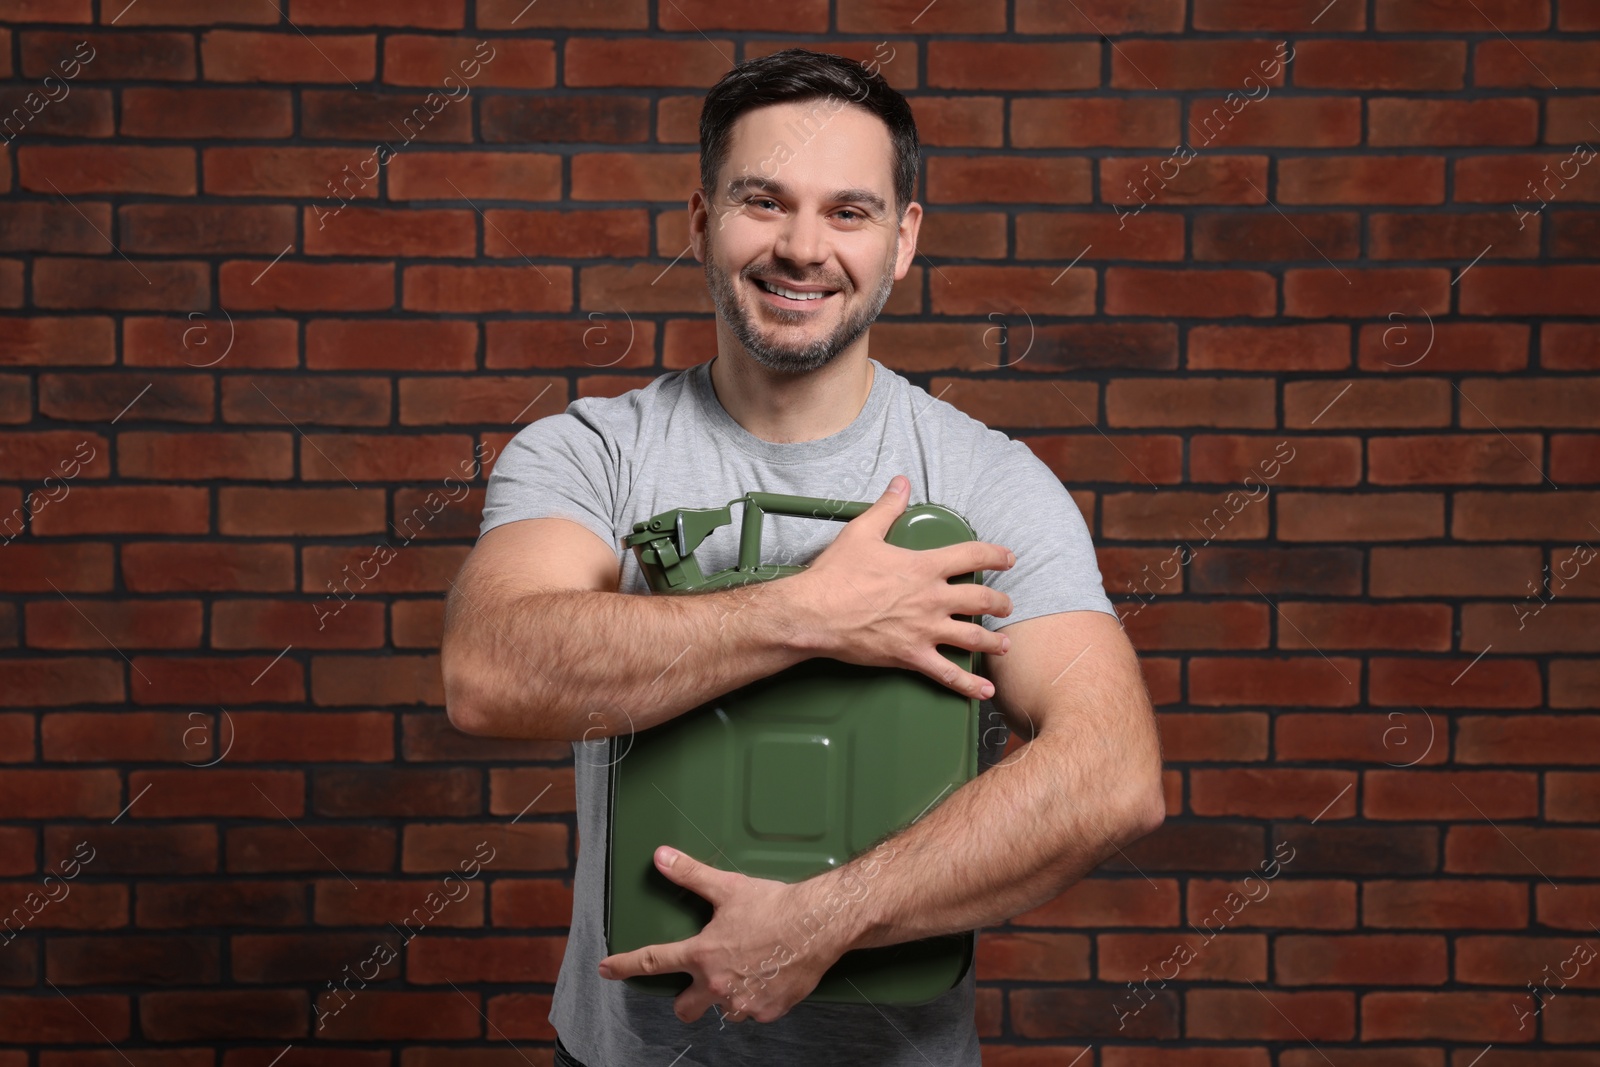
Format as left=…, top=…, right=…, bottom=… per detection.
left=893, top=200, right=922, bottom=280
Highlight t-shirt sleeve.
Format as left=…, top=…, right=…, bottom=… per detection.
left=958, top=432, right=1118, bottom=631
left=478, top=404, right=622, bottom=562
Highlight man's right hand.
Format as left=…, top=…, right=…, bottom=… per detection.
left=787, top=474, right=1015, bottom=700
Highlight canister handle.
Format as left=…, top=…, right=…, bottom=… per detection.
left=735, top=492, right=870, bottom=571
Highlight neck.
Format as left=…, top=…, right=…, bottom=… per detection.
left=707, top=348, right=875, bottom=444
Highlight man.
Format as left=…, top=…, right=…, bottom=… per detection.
left=441, top=47, right=1165, bottom=1067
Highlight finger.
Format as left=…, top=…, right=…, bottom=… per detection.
left=598, top=937, right=693, bottom=981
left=914, top=647, right=994, bottom=700
left=927, top=539, right=1015, bottom=579
left=940, top=619, right=1010, bottom=657
left=846, top=475, right=911, bottom=541
left=653, top=845, right=737, bottom=907
left=944, top=583, right=1013, bottom=622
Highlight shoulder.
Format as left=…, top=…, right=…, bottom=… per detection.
left=502, top=366, right=694, bottom=455
left=878, top=363, right=1041, bottom=487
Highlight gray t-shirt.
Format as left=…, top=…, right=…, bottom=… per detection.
left=478, top=355, right=1116, bottom=1066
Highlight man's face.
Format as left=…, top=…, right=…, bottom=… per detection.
left=692, top=99, right=921, bottom=375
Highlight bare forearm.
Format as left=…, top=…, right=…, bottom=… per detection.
left=444, top=575, right=814, bottom=740
left=820, top=730, right=1163, bottom=951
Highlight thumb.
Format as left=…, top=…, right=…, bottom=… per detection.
left=655, top=846, right=728, bottom=904
left=851, top=474, right=909, bottom=540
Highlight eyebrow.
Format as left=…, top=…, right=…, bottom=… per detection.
left=725, top=175, right=888, bottom=216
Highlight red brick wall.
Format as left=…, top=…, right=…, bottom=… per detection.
left=1, top=0, right=1598, bottom=1060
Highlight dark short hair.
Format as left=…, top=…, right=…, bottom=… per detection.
left=698, top=47, right=920, bottom=218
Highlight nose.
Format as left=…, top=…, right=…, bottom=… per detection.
left=772, top=207, right=826, bottom=272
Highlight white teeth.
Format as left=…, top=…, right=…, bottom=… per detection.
left=758, top=279, right=830, bottom=301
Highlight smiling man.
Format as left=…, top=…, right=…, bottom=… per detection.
left=441, top=48, right=1165, bottom=1067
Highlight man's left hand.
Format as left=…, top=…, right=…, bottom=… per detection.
left=597, top=845, right=858, bottom=1025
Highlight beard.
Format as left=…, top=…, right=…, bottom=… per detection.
left=704, top=240, right=897, bottom=375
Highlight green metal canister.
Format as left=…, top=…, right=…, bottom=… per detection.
left=605, top=492, right=983, bottom=1005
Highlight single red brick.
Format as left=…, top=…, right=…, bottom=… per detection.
left=930, top=156, right=1093, bottom=204
left=1189, top=96, right=1361, bottom=148
left=477, top=0, right=647, bottom=28
left=1276, top=935, right=1447, bottom=986
left=1378, top=0, right=1548, bottom=29
left=132, top=655, right=303, bottom=706
left=1362, top=991, right=1530, bottom=1042
left=398, top=376, right=565, bottom=425
left=658, top=0, right=826, bottom=31
left=1366, top=770, right=1540, bottom=820
left=123, top=314, right=299, bottom=369
left=306, top=319, right=478, bottom=371
left=217, top=488, right=387, bottom=537
left=40, top=371, right=213, bottom=422
left=18, top=145, right=194, bottom=195
left=388, top=150, right=561, bottom=201
left=223, top=711, right=393, bottom=763
left=42, top=711, right=209, bottom=762
left=928, top=42, right=1098, bottom=90
left=1193, top=0, right=1363, bottom=30
left=569, top=152, right=699, bottom=201
left=211, top=599, right=385, bottom=650
left=0, top=317, right=114, bottom=366
left=0, top=658, right=123, bottom=706
left=0, top=201, right=111, bottom=255
left=120, top=204, right=297, bottom=255
left=838, top=0, right=1004, bottom=32
left=1187, top=989, right=1354, bottom=1040
left=1017, top=0, right=1184, bottom=33
left=1187, top=325, right=1350, bottom=372
left=1, top=0, right=91, bottom=20
left=220, top=260, right=393, bottom=312
left=200, top=29, right=376, bottom=83
left=486, top=320, right=657, bottom=370
left=384, top=36, right=553, bottom=89
left=1107, top=268, right=1276, bottom=318
left=203, top=145, right=381, bottom=199
left=121, top=542, right=295, bottom=593
left=1461, top=266, right=1600, bottom=317
left=301, top=89, right=473, bottom=143
left=483, top=209, right=650, bottom=259
left=117, top=431, right=293, bottom=480
left=25, top=599, right=203, bottom=650
left=302, top=206, right=475, bottom=257
left=121, top=87, right=292, bottom=139
left=286, top=0, right=465, bottom=26
left=743, top=38, right=918, bottom=91
left=1371, top=98, right=1538, bottom=146
left=111, top=0, right=278, bottom=23
left=1476, top=41, right=1600, bottom=87
left=32, top=259, right=209, bottom=311
left=220, top=375, right=388, bottom=425
left=1293, top=40, right=1465, bottom=89
left=1369, top=433, right=1545, bottom=484
left=403, top=265, right=573, bottom=313
left=1111, top=39, right=1289, bottom=89
left=22, top=30, right=193, bottom=79
left=301, top=545, right=469, bottom=595
left=0, top=543, right=114, bottom=592
left=1012, top=98, right=1179, bottom=148
left=0, top=431, right=108, bottom=479
left=1277, top=155, right=1444, bottom=204
left=30, top=486, right=209, bottom=536
left=298, top=434, right=476, bottom=481
left=976, top=932, right=1091, bottom=981
left=310, top=654, right=443, bottom=705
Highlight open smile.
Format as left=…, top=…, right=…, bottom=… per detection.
left=751, top=276, right=840, bottom=309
